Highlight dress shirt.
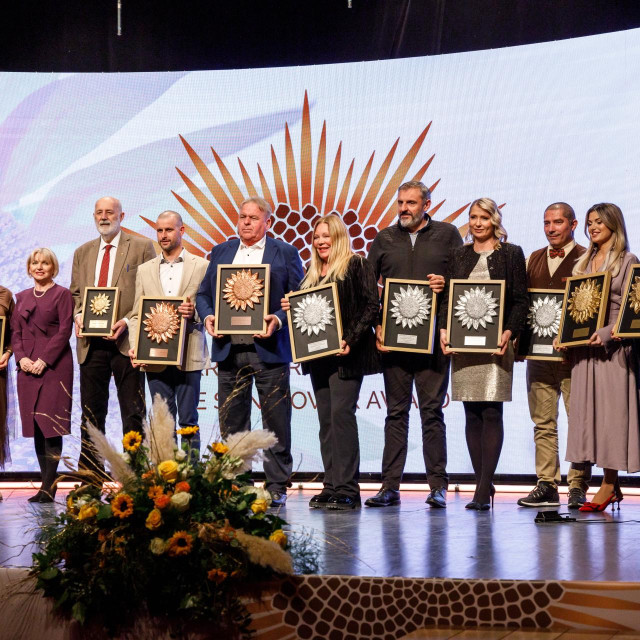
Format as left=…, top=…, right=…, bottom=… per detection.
left=232, top=236, right=266, bottom=265
left=547, top=240, right=575, bottom=277
left=93, top=231, right=122, bottom=287
left=159, top=249, right=185, bottom=297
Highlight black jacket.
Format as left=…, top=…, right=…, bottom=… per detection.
left=439, top=242, right=528, bottom=337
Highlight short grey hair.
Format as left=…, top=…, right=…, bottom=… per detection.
left=240, top=196, right=272, bottom=219
left=398, top=180, right=431, bottom=204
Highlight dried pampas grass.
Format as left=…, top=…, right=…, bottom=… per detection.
left=86, top=424, right=136, bottom=487
left=223, top=430, right=278, bottom=474
left=145, top=395, right=177, bottom=464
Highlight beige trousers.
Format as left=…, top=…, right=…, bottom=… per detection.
left=526, top=359, right=590, bottom=490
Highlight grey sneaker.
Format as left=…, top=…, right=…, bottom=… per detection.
left=517, top=482, right=560, bottom=507
left=567, top=487, right=587, bottom=509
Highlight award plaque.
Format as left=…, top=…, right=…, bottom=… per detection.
left=445, top=279, right=505, bottom=353
left=613, top=264, right=640, bottom=338
left=214, top=264, right=270, bottom=334
left=381, top=278, right=437, bottom=354
left=79, top=287, right=119, bottom=337
left=286, top=283, right=343, bottom=363
left=556, top=272, right=611, bottom=347
left=517, top=289, right=565, bottom=361
left=133, top=296, right=186, bottom=366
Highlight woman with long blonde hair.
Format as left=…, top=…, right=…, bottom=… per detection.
left=282, top=214, right=380, bottom=509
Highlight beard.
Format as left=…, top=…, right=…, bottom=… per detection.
left=398, top=211, right=424, bottom=230
left=96, top=220, right=118, bottom=238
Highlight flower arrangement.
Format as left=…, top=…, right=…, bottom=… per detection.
left=31, top=398, right=318, bottom=638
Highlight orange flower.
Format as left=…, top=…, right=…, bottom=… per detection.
left=145, top=508, right=163, bottom=531
left=207, top=568, right=228, bottom=584
left=111, top=493, right=134, bottom=519
left=175, top=481, right=190, bottom=494
left=148, top=485, right=163, bottom=500
left=142, top=470, right=154, bottom=480
left=154, top=494, right=172, bottom=510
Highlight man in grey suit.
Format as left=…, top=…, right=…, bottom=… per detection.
left=70, top=196, right=156, bottom=473
left=129, top=210, right=210, bottom=452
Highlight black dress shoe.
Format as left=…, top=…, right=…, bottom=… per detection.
left=425, top=487, right=447, bottom=508
left=364, top=488, right=400, bottom=507
left=309, top=492, right=334, bottom=509
left=269, top=491, right=287, bottom=507
left=326, top=494, right=361, bottom=510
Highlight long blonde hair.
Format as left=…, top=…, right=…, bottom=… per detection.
left=465, top=198, right=508, bottom=249
left=301, top=215, right=354, bottom=288
left=573, top=203, right=629, bottom=277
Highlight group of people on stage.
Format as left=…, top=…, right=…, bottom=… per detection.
left=0, top=183, right=638, bottom=513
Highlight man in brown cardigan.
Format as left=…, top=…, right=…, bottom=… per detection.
left=70, top=197, right=156, bottom=474
left=518, top=202, right=591, bottom=509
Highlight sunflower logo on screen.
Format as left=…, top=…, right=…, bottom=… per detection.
left=568, top=279, right=601, bottom=324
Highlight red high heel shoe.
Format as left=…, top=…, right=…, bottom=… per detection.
left=579, top=484, right=623, bottom=512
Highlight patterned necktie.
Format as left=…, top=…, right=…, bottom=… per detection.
left=549, top=248, right=565, bottom=259
left=98, top=244, right=113, bottom=287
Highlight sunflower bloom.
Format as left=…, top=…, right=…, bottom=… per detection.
left=207, top=568, right=228, bottom=584
left=167, top=531, right=193, bottom=556
left=148, top=485, right=163, bottom=500
left=211, top=442, right=229, bottom=455
left=111, top=493, right=134, bottom=519
left=122, top=431, right=143, bottom=453
left=177, top=425, right=199, bottom=437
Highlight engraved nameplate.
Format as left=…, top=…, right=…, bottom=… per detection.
left=572, top=327, right=590, bottom=338
left=231, top=316, right=252, bottom=326
left=631, top=319, right=640, bottom=329
left=397, top=334, right=417, bottom=345
left=308, top=339, right=328, bottom=353
left=149, top=348, right=169, bottom=358
left=464, top=336, right=486, bottom=346
left=88, top=320, right=109, bottom=329
left=532, top=344, right=554, bottom=355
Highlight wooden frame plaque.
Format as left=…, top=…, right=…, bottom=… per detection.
left=133, top=296, right=186, bottom=366
left=79, top=287, right=120, bottom=337
left=517, top=289, right=565, bottom=361
left=556, top=272, right=611, bottom=347
left=286, top=283, right=343, bottom=363
left=613, top=264, right=640, bottom=338
left=214, top=264, right=270, bottom=335
left=381, top=278, right=437, bottom=354
left=446, top=279, right=505, bottom=353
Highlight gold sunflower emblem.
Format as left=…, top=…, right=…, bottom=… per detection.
left=143, top=301, right=181, bottom=343
left=223, top=269, right=264, bottom=311
left=629, top=276, right=640, bottom=314
left=90, top=292, right=111, bottom=315
left=568, top=279, right=602, bottom=324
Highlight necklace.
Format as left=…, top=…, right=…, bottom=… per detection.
left=33, top=283, right=54, bottom=298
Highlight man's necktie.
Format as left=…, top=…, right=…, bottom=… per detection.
left=549, top=248, right=565, bottom=258
left=98, top=245, right=113, bottom=287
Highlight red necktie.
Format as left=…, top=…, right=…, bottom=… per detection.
left=98, top=245, right=113, bottom=287
left=549, top=248, right=565, bottom=258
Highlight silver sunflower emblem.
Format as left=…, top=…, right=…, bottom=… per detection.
left=454, top=286, right=499, bottom=330
left=528, top=295, right=562, bottom=338
left=293, top=293, right=335, bottom=336
left=390, top=285, right=431, bottom=328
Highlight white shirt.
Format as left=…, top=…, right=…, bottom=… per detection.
left=159, top=249, right=185, bottom=297
left=232, top=236, right=266, bottom=265
left=548, top=240, right=575, bottom=277
left=94, top=231, right=122, bottom=287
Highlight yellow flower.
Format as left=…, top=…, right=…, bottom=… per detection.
left=145, top=508, right=163, bottom=530
left=269, top=529, right=288, bottom=548
left=251, top=499, right=268, bottom=514
left=66, top=496, right=76, bottom=513
left=78, top=504, right=99, bottom=521
left=111, top=493, right=134, bottom=519
left=167, top=531, right=193, bottom=556
left=157, top=460, right=179, bottom=482
left=177, top=425, right=199, bottom=437
left=211, top=442, right=229, bottom=455
left=122, top=431, right=142, bottom=452
left=207, top=568, right=228, bottom=584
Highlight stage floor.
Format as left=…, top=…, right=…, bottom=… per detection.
left=1, top=486, right=639, bottom=583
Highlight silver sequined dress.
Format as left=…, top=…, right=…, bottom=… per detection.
left=451, top=250, right=514, bottom=402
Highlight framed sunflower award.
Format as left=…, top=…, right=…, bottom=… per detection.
left=285, top=283, right=343, bottom=363
left=214, top=264, right=270, bottom=334
left=556, top=272, right=611, bottom=347
left=446, top=279, right=505, bottom=353
left=79, top=287, right=119, bottom=337
left=133, top=296, right=186, bottom=365
left=517, top=289, right=564, bottom=361
left=381, top=278, right=437, bottom=353
left=613, top=264, right=640, bottom=337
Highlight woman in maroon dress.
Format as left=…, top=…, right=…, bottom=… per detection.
left=12, top=248, right=73, bottom=502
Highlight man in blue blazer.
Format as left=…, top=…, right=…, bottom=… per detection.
left=196, top=197, right=304, bottom=506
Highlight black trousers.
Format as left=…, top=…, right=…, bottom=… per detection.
left=79, top=339, right=145, bottom=472
left=217, top=347, right=292, bottom=492
left=310, top=358, right=363, bottom=498
left=380, top=351, right=450, bottom=490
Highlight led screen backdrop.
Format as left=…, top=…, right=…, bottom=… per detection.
left=1, top=29, right=639, bottom=474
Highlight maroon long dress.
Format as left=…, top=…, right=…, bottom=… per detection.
left=11, top=284, right=74, bottom=438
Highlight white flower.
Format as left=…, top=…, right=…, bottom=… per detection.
left=174, top=448, right=187, bottom=462
left=149, top=538, right=167, bottom=555
left=242, top=485, right=272, bottom=506
left=170, top=492, right=191, bottom=512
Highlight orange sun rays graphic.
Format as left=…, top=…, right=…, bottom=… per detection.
left=127, top=91, right=471, bottom=261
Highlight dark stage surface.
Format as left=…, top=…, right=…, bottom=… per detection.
left=2, top=487, right=639, bottom=583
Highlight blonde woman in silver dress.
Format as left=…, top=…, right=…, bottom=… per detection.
left=439, top=198, right=528, bottom=510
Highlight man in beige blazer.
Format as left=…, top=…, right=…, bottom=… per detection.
left=129, top=210, right=210, bottom=452
left=70, top=196, right=156, bottom=473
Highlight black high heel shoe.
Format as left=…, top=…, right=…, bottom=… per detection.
left=465, top=484, right=496, bottom=511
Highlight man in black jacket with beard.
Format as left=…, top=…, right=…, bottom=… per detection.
left=366, top=181, right=463, bottom=507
